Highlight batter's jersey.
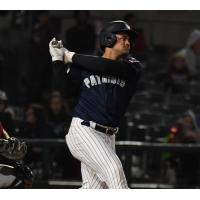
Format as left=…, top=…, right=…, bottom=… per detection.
left=65, top=54, right=142, bottom=127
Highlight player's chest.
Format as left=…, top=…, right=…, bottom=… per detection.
left=81, top=74, right=126, bottom=89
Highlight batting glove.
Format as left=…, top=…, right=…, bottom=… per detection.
left=49, top=38, right=65, bottom=62
left=64, top=49, right=75, bottom=64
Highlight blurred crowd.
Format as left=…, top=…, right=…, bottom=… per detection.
left=0, top=10, right=200, bottom=187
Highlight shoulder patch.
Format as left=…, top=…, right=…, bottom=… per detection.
left=127, top=57, right=140, bottom=64
left=125, top=56, right=143, bottom=68
left=123, top=56, right=143, bottom=76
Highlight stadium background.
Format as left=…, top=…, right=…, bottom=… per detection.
left=0, top=10, right=200, bottom=188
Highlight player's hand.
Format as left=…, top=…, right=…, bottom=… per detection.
left=49, top=38, right=65, bottom=62
left=64, top=48, right=75, bottom=64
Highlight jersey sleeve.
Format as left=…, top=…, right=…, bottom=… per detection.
left=52, top=61, right=82, bottom=100
left=72, top=54, right=142, bottom=80
left=52, top=61, right=68, bottom=95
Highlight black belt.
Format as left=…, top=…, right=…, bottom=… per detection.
left=81, top=121, right=118, bottom=135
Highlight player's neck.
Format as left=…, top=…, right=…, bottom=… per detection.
left=102, top=49, right=121, bottom=60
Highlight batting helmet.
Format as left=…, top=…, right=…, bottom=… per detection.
left=100, top=20, right=137, bottom=50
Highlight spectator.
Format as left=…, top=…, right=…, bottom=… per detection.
left=0, top=90, right=15, bottom=120
left=181, top=29, right=200, bottom=76
left=169, top=111, right=199, bottom=143
left=46, top=91, right=71, bottom=138
left=17, top=103, right=53, bottom=178
left=168, top=111, right=200, bottom=187
left=65, top=11, right=96, bottom=54
left=155, top=50, right=191, bottom=93
left=18, top=104, right=53, bottom=138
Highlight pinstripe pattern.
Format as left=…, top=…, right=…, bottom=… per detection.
left=81, top=163, right=107, bottom=189
left=65, top=117, right=128, bottom=189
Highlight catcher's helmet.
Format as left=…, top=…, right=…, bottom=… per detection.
left=100, top=20, right=137, bottom=50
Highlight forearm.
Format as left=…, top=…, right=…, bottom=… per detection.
left=52, top=61, right=67, bottom=94
left=72, top=54, right=114, bottom=72
left=52, top=60, right=66, bottom=85
left=72, top=54, right=136, bottom=78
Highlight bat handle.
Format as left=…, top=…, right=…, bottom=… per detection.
left=52, top=40, right=62, bottom=48
left=52, top=40, right=58, bottom=45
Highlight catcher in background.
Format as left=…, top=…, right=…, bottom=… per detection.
left=0, top=122, right=33, bottom=188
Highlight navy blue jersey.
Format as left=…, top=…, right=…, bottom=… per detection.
left=67, top=54, right=142, bottom=127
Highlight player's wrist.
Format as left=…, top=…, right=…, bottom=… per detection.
left=52, top=55, right=63, bottom=62
left=64, top=50, right=75, bottom=63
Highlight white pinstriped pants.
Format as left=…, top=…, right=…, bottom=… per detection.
left=65, top=117, right=128, bottom=189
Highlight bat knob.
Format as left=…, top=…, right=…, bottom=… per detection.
left=52, top=40, right=58, bottom=45
left=52, top=40, right=62, bottom=48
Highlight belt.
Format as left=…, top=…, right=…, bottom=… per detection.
left=81, top=121, right=119, bottom=135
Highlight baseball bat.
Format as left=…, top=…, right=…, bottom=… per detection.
left=0, top=122, right=10, bottom=139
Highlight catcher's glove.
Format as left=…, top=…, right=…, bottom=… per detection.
left=0, top=137, right=27, bottom=160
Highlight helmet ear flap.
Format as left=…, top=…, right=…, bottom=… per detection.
left=100, top=33, right=117, bottom=49
left=105, top=33, right=117, bottom=48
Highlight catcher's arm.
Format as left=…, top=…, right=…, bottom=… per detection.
left=0, top=123, right=10, bottom=139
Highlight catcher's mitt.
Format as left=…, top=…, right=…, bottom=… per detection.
left=0, top=137, right=27, bottom=160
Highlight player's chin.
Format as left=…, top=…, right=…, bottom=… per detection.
left=123, top=49, right=130, bottom=54
left=118, top=48, right=130, bottom=56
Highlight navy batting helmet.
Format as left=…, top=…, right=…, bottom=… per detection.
left=99, top=20, right=137, bottom=50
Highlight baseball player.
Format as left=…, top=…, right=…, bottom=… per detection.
left=49, top=20, right=142, bottom=189
left=0, top=122, right=33, bottom=188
